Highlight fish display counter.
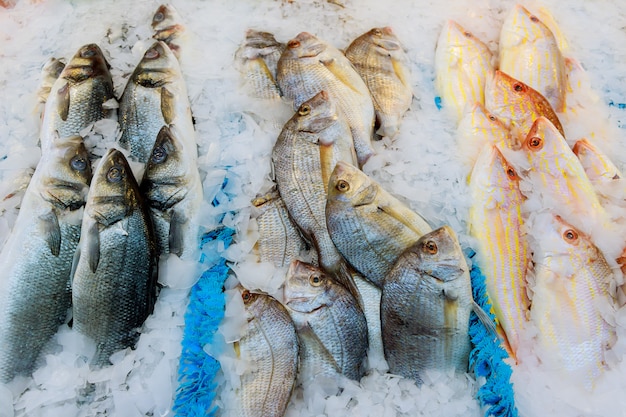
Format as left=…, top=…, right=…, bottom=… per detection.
left=1, top=1, right=626, bottom=416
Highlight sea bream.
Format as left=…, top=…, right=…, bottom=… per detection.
left=345, top=27, right=413, bottom=139
left=0, top=135, right=91, bottom=382
left=39, top=44, right=115, bottom=150
left=119, top=41, right=197, bottom=165
left=277, top=32, right=375, bottom=166
left=71, top=149, right=158, bottom=366
left=235, top=29, right=285, bottom=100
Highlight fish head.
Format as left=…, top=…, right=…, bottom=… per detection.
left=410, top=225, right=467, bottom=282
left=141, top=125, right=189, bottom=210
left=327, top=161, right=377, bottom=207
left=463, top=102, right=512, bottom=145
left=61, top=44, right=111, bottom=86
left=237, top=285, right=273, bottom=323
left=237, top=29, right=283, bottom=59
left=283, top=260, right=334, bottom=313
left=151, top=4, right=182, bottom=32
left=437, top=20, right=491, bottom=64
left=40, top=135, right=92, bottom=211
left=366, top=26, right=402, bottom=52
left=500, top=4, right=555, bottom=50
left=573, top=138, right=621, bottom=182
left=132, top=41, right=177, bottom=88
left=41, top=57, right=66, bottom=83
left=293, top=91, right=339, bottom=134
left=520, top=116, right=569, bottom=172
left=470, top=143, right=521, bottom=197
left=283, top=32, right=327, bottom=60
left=87, top=148, right=140, bottom=226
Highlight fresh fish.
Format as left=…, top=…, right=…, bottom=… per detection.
left=435, top=20, right=494, bottom=123
left=71, top=149, right=158, bottom=366
left=573, top=138, right=622, bottom=183
left=530, top=213, right=616, bottom=389
left=251, top=188, right=309, bottom=268
left=152, top=4, right=187, bottom=60
left=499, top=5, right=567, bottom=112
left=0, top=135, right=91, bottom=382
left=36, top=57, right=66, bottom=106
left=381, top=226, right=473, bottom=384
left=283, top=260, right=368, bottom=383
left=235, top=29, right=285, bottom=100
left=235, top=286, right=298, bottom=417
left=468, top=143, right=530, bottom=358
left=119, top=41, right=196, bottom=164
left=40, top=44, right=115, bottom=150
left=345, top=27, right=413, bottom=139
left=272, top=92, right=360, bottom=301
left=277, top=32, right=375, bottom=166
left=485, top=70, right=563, bottom=141
left=325, top=161, right=431, bottom=288
left=140, top=125, right=202, bottom=261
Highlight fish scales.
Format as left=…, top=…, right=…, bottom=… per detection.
left=0, top=136, right=91, bottom=382
left=235, top=30, right=284, bottom=100
left=236, top=288, right=298, bottom=417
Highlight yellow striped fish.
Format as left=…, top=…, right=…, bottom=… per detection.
left=573, top=138, right=622, bottom=183
left=499, top=5, right=567, bottom=112
left=530, top=213, right=616, bottom=390
left=469, top=143, right=530, bottom=359
left=434, top=20, right=494, bottom=123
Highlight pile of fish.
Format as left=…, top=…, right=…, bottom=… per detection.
left=0, top=4, right=203, bottom=397
left=436, top=4, right=623, bottom=390
left=223, top=26, right=495, bottom=417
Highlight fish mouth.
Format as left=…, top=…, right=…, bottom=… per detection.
left=284, top=297, right=325, bottom=314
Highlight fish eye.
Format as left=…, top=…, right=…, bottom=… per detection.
left=424, top=240, right=438, bottom=254
left=506, top=166, right=517, bottom=179
left=288, top=40, right=301, bottom=49
left=488, top=114, right=497, bottom=122
left=530, top=15, right=539, bottom=23
left=563, top=229, right=578, bottom=242
left=70, top=155, right=88, bottom=172
left=241, top=290, right=252, bottom=303
left=372, top=28, right=382, bottom=36
left=80, top=48, right=96, bottom=58
left=151, top=146, right=168, bottom=164
left=145, top=47, right=160, bottom=59
left=528, top=136, right=543, bottom=150
left=336, top=179, right=350, bottom=192
left=309, top=274, right=323, bottom=286
left=463, top=31, right=473, bottom=38
left=106, top=165, right=124, bottom=183
left=298, top=104, right=311, bottom=116
left=513, top=83, right=525, bottom=93
left=153, top=12, right=165, bottom=23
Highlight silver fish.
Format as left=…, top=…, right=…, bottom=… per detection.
left=40, top=44, right=115, bottom=150
left=36, top=57, right=66, bottom=106
left=325, top=161, right=431, bottom=288
left=277, top=32, right=375, bottom=166
left=381, top=226, right=472, bottom=384
left=235, top=29, right=285, bottom=100
left=235, top=287, right=299, bottom=417
left=283, top=260, right=368, bottom=383
left=152, top=4, right=187, bottom=60
left=345, top=27, right=413, bottom=139
left=71, top=149, right=158, bottom=366
left=0, top=135, right=91, bottom=382
left=119, top=41, right=196, bottom=164
left=140, top=125, right=202, bottom=261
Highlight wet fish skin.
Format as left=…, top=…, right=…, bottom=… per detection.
left=140, top=125, right=202, bottom=260
left=325, top=161, right=431, bottom=288
left=119, top=41, right=196, bottom=164
left=277, top=32, right=375, bottom=166
left=0, top=135, right=91, bottom=382
left=456, top=102, right=511, bottom=167
left=72, top=149, right=158, bottom=367
left=468, top=143, right=530, bottom=358
left=381, top=226, right=473, bottom=384
left=345, top=26, right=413, bottom=139
left=235, top=29, right=285, bottom=100
left=435, top=20, right=494, bottom=123
left=283, top=260, right=368, bottom=383
left=485, top=70, right=563, bottom=141
left=499, top=5, right=567, bottom=112
left=40, top=44, right=115, bottom=150
left=530, top=213, right=616, bottom=389
left=573, top=138, right=622, bottom=183
left=152, top=4, right=187, bottom=59
left=236, top=287, right=298, bottom=417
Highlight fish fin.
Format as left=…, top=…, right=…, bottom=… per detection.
left=57, top=82, right=70, bottom=121
left=472, top=300, right=497, bottom=336
left=69, top=246, right=80, bottom=286
left=87, top=222, right=100, bottom=273
left=392, top=58, right=411, bottom=90
left=299, top=322, right=341, bottom=373
left=334, top=261, right=364, bottom=310
left=320, top=58, right=361, bottom=95
left=377, top=200, right=431, bottom=236
left=352, top=184, right=378, bottom=207
left=495, top=323, right=518, bottom=364
left=233, top=341, right=240, bottom=358
left=161, top=87, right=176, bottom=124
left=168, top=209, right=187, bottom=257
left=40, top=211, right=61, bottom=256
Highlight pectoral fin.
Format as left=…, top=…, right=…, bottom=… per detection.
left=57, top=82, right=70, bottom=121
left=161, top=87, right=176, bottom=124
left=40, top=211, right=61, bottom=256
left=87, top=222, right=100, bottom=273
left=472, top=300, right=497, bottom=336
left=168, top=209, right=187, bottom=257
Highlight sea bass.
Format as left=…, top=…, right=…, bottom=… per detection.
left=468, top=143, right=530, bottom=358
left=530, top=213, right=616, bottom=390
left=325, top=161, right=431, bottom=288
left=272, top=93, right=359, bottom=301
left=277, top=32, right=375, bottom=166
left=152, top=4, right=187, bottom=60
left=0, top=135, right=91, bottom=382
left=235, top=287, right=298, bottom=417
left=435, top=20, right=494, bottom=123
left=499, top=5, right=567, bottom=112
left=345, top=27, right=413, bottom=139
left=40, top=44, right=115, bottom=150
left=283, top=260, right=368, bottom=383
left=36, top=57, right=66, bottom=108
left=119, top=41, right=196, bottom=164
left=235, top=29, right=285, bottom=100
left=381, top=226, right=473, bottom=384
left=72, top=149, right=158, bottom=366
